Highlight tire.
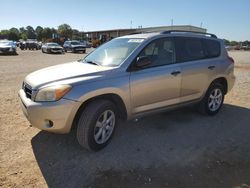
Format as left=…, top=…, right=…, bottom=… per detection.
left=77, top=100, right=117, bottom=151
left=198, top=83, right=225, bottom=115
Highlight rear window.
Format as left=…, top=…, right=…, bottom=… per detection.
left=203, top=39, right=221, bottom=58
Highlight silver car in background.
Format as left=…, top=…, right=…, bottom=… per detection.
left=63, top=40, right=86, bottom=53
left=0, top=40, right=17, bottom=55
left=19, top=31, right=235, bottom=151
left=41, top=42, right=64, bottom=54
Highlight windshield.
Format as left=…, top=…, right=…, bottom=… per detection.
left=0, top=41, right=13, bottom=46
left=71, top=41, right=80, bottom=45
left=84, top=38, right=144, bottom=67
left=48, top=43, right=60, bottom=46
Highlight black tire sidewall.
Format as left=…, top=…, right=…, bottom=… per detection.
left=77, top=100, right=117, bottom=151
left=204, top=83, right=225, bottom=115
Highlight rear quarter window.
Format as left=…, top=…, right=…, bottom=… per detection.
left=203, top=39, right=221, bottom=58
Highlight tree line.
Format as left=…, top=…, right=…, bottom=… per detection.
left=223, top=39, right=249, bottom=46
left=0, top=24, right=84, bottom=41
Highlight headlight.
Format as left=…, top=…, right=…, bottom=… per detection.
left=35, top=85, right=72, bottom=102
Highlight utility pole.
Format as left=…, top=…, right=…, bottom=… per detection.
left=81, top=26, right=84, bottom=41
left=200, top=22, right=203, bottom=28
left=130, top=20, right=133, bottom=29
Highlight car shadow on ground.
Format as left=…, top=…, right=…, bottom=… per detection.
left=31, top=104, right=250, bottom=187
left=0, top=53, right=18, bottom=56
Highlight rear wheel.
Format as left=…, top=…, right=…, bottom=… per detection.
left=77, top=100, right=117, bottom=151
left=198, top=83, right=225, bottom=115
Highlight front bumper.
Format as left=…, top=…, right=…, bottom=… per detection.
left=0, top=47, right=15, bottom=54
left=72, top=47, right=85, bottom=51
left=50, top=48, right=63, bottom=53
left=18, top=89, right=80, bottom=133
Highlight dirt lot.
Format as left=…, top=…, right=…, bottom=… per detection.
left=0, top=49, right=250, bottom=188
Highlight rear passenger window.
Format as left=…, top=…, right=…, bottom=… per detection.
left=203, top=39, right=220, bottom=58
left=175, top=37, right=205, bottom=62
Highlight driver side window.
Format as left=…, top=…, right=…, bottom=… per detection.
left=138, top=38, right=175, bottom=68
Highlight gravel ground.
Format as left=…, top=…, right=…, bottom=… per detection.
left=0, top=50, right=250, bottom=188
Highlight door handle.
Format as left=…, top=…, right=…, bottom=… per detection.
left=208, top=66, right=215, bottom=70
left=171, top=71, right=181, bottom=76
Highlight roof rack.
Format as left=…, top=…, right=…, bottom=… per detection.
left=160, top=30, right=217, bottom=38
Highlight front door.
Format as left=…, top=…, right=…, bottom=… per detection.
left=130, top=37, right=182, bottom=114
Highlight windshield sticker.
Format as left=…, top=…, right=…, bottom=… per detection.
left=128, top=39, right=144, bottom=43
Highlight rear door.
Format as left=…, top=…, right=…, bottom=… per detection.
left=175, top=37, right=220, bottom=102
left=130, top=37, right=182, bottom=114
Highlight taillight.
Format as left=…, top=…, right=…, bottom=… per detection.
left=228, top=56, right=235, bottom=64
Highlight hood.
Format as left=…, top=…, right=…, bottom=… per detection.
left=25, top=61, right=114, bottom=89
left=49, top=46, right=63, bottom=49
left=0, top=43, right=13, bottom=48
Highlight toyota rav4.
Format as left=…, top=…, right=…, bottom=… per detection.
left=19, top=31, right=235, bottom=151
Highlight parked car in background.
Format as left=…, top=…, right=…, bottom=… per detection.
left=242, top=45, right=250, bottom=51
left=0, top=40, right=17, bottom=55
left=80, top=40, right=92, bottom=48
left=42, top=43, right=64, bottom=54
left=63, top=40, right=86, bottom=53
left=19, top=31, right=235, bottom=151
left=20, top=39, right=41, bottom=50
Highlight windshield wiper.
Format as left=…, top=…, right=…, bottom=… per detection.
left=84, top=60, right=100, bottom=66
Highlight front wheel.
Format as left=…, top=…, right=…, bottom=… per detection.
left=198, top=83, right=225, bottom=115
left=77, top=100, right=117, bottom=151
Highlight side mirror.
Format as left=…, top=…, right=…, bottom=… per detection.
left=135, top=56, right=151, bottom=68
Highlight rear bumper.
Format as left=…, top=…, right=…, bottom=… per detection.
left=227, top=74, right=236, bottom=93
left=18, top=89, right=81, bottom=133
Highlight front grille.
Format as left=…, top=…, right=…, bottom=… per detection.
left=0, top=48, right=10, bottom=52
left=23, top=82, right=32, bottom=99
left=52, top=48, right=62, bottom=51
left=73, top=47, right=84, bottom=51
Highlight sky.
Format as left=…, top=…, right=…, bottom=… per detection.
left=0, top=0, right=249, bottom=41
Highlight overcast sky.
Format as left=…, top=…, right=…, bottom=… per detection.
left=0, top=0, right=249, bottom=41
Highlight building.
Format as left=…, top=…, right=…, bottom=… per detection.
left=84, top=25, right=206, bottom=42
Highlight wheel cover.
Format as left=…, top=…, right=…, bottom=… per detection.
left=208, top=88, right=223, bottom=111
left=94, top=110, right=115, bottom=144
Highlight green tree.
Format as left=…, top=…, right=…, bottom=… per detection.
left=230, top=41, right=239, bottom=46
left=72, top=29, right=81, bottom=40
left=35, top=26, right=43, bottom=41
left=0, top=30, right=9, bottom=39
left=58, top=24, right=73, bottom=39
left=41, top=27, right=52, bottom=41
left=8, top=27, right=20, bottom=41
left=19, top=27, right=28, bottom=40
left=26, top=25, right=36, bottom=39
